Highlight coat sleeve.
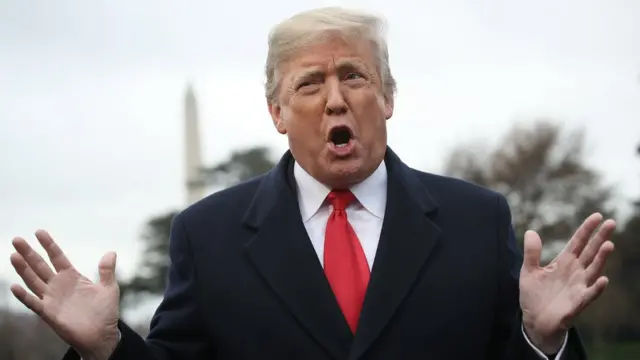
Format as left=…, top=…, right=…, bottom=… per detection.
left=62, top=212, right=212, bottom=360
left=487, top=193, right=588, bottom=360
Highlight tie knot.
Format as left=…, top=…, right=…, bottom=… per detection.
left=327, top=190, right=356, bottom=211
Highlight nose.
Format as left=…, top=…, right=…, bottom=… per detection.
left=325, top=78, right=347, bottom=116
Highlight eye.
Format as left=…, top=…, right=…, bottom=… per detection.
left=344, top=73, right=363, bottom=81
left=296, top=78, right=323, bottom=91
left=296, top=81, right=312, bottom=90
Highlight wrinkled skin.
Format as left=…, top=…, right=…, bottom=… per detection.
left=268, top=36, right=394, bottom=189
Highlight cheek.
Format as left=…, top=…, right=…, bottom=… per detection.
left=355, top=93, right=387, bottom=124
left=353, top=96, right=388, bottom=142
left=285, top=98, right=326, bottom=137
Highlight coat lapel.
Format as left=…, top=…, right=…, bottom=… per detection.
left=349, top=148, right=443, bottom=360
left=242, top=151, right=353, bottom=360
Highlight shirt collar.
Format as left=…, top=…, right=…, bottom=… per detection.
left=293, top=160, right=387, bottom=222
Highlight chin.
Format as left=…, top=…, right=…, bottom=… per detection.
left=321, top=155, right=368, bottom=188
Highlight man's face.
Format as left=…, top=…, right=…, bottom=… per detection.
left=268, top=36, right=394, bottom=188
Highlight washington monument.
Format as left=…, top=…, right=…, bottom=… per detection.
left=183, top=83, right=207, bottom=206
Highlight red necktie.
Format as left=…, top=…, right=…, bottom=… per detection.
left=324, top=190, right=370, bottom=333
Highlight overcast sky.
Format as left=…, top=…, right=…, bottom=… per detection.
left=1, top=0, right=639, bottom=315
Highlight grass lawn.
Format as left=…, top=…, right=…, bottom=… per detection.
left=587, top=342, right=640, bottom=360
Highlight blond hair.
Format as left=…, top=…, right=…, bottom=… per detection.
left=265, top=7, right=397, bottom=104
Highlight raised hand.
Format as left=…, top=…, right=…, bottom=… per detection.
left=9, top=230, right=120, bottom=360
left=519, top=213, right=616, bottom=353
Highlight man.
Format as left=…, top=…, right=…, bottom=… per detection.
left=8, top=7, right=615, bottom=360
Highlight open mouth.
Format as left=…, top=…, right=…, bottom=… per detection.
left=328, top=126, right=353, bottom=148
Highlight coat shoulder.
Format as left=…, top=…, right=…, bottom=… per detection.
left=410, top=168, right=506, bottom=208
left=178, top=174, right=267, bottom=223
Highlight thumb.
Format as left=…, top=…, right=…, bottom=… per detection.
left=522, top=230, right=542, bottom=271
left=98, top=251, right=117, bottom=287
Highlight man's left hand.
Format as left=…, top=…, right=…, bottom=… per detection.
left=519, top=212, right=616, bottom=354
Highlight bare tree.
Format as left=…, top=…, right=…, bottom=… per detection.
left=443, top=119, right=632, bottom=349
left=443, top=120, right=614, bottom=247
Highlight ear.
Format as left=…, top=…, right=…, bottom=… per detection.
left=384, top=95, right=394, bottom=120
left=268, top=101, right=287, bottom=134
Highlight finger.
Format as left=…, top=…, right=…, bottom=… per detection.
left=98, top=251, right=118, bottom=287
left=585, top=241, right=615, bottom=285
left=579, top=219, right=616, bottom=266
left=35, top=229, right=74, bottom=272
left=10, top=252, right=48, bottom=298
left=522, top=230, right=542, bottom=271
left=12, top=237, right=56, bottom=283
left=10, top=283, right=45, bottom=316
left=564, top=213, right=603, bottom=257
left=582, top=276, right=609, bottom=307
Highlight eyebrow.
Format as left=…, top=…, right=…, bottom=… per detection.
left=294, top=59, right=370, bottom=83
left=334, top=59, right=369, bottom=72
left=295, top=69, right=325, bottom=83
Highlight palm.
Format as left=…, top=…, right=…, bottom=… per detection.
left=9, top=230, right=120, bottom=353
left=520, top=252, right=589, bottom=334
left=42, top=268, right=119, bottom=346
left=519, top=213, right=616, bottom=339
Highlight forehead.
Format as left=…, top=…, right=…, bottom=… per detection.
left=281, top=37, right=377, bottom=77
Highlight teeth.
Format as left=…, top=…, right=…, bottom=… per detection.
left=336, top=143, right=347, bottom=148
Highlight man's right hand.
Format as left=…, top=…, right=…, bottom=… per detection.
left=9, top=230, right=120, bottom=360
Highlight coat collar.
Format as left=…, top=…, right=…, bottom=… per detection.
left=242, top=147, right=437, bottom=229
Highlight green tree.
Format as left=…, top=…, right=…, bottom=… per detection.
left=119, top=146, right=277, bottom=307
left=201, top=146, right=278, bottom=188
left=118, top=211, right=176, bottom=307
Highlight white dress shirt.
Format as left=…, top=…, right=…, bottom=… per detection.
left=292, top=160, right=567, bottom=360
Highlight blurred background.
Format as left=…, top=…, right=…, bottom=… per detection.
left=1, top=0, right=639, bottom=359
